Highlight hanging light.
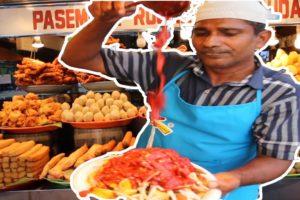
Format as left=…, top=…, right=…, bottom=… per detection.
left=269, top=28, right=279, bottom=46
left=295, top=26, right=300, bottom=49
left=32, top=36, right=44, bottom=48
left=136, top=32, right=147, bottom=48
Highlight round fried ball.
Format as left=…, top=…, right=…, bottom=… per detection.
left=61, top=102, right=70, bottom=111
left=74, top=98, right=85, bottom=106
left=90, top=103, right=100, bottom=114
left=97, top=99, right=105, bottom=109
left=123, top=101, right=133, bottom=111
left=86, top=99, right=96, bottom=107
left=104, top=113, right=111, bottom=121
left=120, top=109, right=128, bottom=119
left=94, top=112, right=104, bottom=121
left=82, top=106, right=90, bottom=115
left=110, top=105, right=119, bottom=111
left=74, top=111, right=84, bottom=122
left=110, top=109, right=120, bottom=120
left=101, top=106, right=110, bottom=114
left=79, top=95, right=88, bottom=106
left=61, top=110, right=74, bottom=122
left=105, top=98, right=114, bottom=106
left=94, top=93, right=102, bottom=101
left=83, top=112, right=94, bottom=122
left=127, top=108, right=137, bottom=118
left=120, top=93, right=128, bottom=102
left=72, top=103, right=83, bottom=113
left=102, top=93, right=111, bottom=101
left=111, top=91, right=121, bottom=100
left=86, top=91, right=95, bottom=99
left=113, top=100, right=123, bottom=109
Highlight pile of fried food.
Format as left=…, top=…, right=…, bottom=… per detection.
left=74, top=71, right=105, bottom=84
left=0, top=138, right=50, bottom=188
left=14, top=57, right=77, bottom=86
left=0, top=93, right=62, bottom=127
left=61, top=91, right=139, bottom=123
left=40, top=131, right=135, bottom=182
left=82, top=148, right=218, bottom=200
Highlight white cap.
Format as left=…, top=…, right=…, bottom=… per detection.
left=196, top=0, right=280, bottom=24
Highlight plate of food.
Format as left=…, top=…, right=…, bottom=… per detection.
left=19, top=84, right=73, bottom=94
left=71, top=148, right=222, bottom=200
left=81, top=81, right=120, bottom=92
left=62, top=116, right=137, bottom=129
left=0, top=124, right=61, bottom=134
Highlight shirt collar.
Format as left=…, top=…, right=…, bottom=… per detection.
left=191, top=56, right=264, bottom=89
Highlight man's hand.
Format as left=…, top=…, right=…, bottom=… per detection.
left=88, top=1, right=136, bottom=23
left=209, top=172, right=241, bottom=194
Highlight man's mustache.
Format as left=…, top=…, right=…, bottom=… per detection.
left=200, top=48, right=230, bottom=54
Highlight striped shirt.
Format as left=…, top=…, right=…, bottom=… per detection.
left=101, top=48, right=300, bottom=160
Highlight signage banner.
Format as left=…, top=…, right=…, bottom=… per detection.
left=1, top=1, right=297, bottom=37
left=265, top=0, right=300, bottom=24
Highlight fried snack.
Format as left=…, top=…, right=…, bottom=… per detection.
left=27, top=168, right=44, bottom=178
left=0, top=142, right=21, bottom=157
left=75, top=144, right=103, bottom=168
left=48, top=157, right=68, bottom=179
left=14, top=57, right=77, bottom=86
left=26, top=154, right=50, bottom=168
left=63, top=169, right=74, bottom=181
left=26, top=146, right=50, bottom=162
left=39, top=153, right=65, bottom=179
left=0, top=139, right=16, bottom=149
left=18, top=144, right=43, bottom=162
left=122, top=131, right=133, bottom=147
left=74, top=71, right=104, bottom=84
left=9, top=140, right=35, bottom=157
left=61, top=144, right=89, bottom=171
left=0, top=94, right=62, bottom=127
left=112, top=142, right=124, bottom=152
left=98, top=140, right=116, bottom=155
left=27, top=158, right=50, bottom=175
left=129, top=137, right=136, bottom=146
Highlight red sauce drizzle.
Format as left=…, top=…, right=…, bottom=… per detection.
left=94, top=148, right=196, bottom=190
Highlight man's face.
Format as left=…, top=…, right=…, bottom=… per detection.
left=192, top=19, right=265, bottom=69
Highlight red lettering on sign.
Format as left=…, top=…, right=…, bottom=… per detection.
left=32, top=11, right=43, bottom=30
left=75, top=9, right=88, bottom=27
left=134, top=9, right=145, bottom=25
left=66, top=9, right=75, bottom=28
left=55, top=10, right=65, bottom=29
left=279, top=0, right=289, bottom=18
left=44, top=10, right=54, bottom=29
left=146, top=11, right=157, bottom=24
left=291, top=0, right=300, bottom=18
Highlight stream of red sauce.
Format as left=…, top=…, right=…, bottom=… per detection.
left=148, top=24, right=170, bottom=121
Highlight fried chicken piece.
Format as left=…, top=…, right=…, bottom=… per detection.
left=12, top=95, right=24, bottom=101
left=24, top=116, right=38, bottom=127
left=48, top=110, right=62, bottom=122
left=11, top=100, right=27, bottom=111
left=25, top=93, right=39, bottom=100
left=25, top=108, right=39, bottom=117
left=8, top=110, right=22, bottom=123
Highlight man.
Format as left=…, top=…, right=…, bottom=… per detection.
left=61, top=1, right=300, bottom=199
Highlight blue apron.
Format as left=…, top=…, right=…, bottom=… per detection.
left=137, top=70, right=262, bottom=200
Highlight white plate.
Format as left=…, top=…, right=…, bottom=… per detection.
left=20, top=84, right=73, bottom=94
left=71, top=152, right=222, bottom=200
left=81, top=81, right=120, bottom=92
